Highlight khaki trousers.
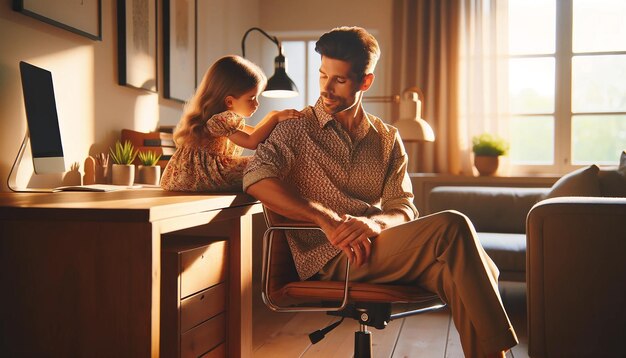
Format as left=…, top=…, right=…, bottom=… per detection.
left=318, top=210, right=519, bottom=357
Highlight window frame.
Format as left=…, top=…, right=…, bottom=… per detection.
left=510, top=0, right=626, bottom=175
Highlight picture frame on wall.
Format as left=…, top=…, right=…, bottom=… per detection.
left=117, top=0, right=157, bottom=92
left=163, top=0, right=196, bottom=102
left=13, top=0, right=102, bottom=41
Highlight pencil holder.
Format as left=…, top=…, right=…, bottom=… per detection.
left=95, top=163, right=109, bottom=184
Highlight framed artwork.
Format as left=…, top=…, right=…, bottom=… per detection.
left=163, top=0, right=196, bottom=102
left=13, top=0, right=102, bottom=41
left=117, top=0, right=157, bottom=92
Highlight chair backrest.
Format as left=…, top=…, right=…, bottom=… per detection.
left=265, top=229, right=299, bottom=299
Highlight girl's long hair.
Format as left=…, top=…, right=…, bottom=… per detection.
left=174, top=55, right=266, bottom=146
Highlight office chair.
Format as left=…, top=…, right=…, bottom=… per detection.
left=261, top=207, right=446, bottom=357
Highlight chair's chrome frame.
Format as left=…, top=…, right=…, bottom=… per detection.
left=261, top=207, right=351, bottom=312
left=260, top=207, right=446, bottom=317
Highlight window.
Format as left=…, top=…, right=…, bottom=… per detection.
left=507, top=0, right=626, bottom=173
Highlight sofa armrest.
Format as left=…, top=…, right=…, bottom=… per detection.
left=526, top=196, right=626, bottom=357
left=428, top=186, right=549, bottom=233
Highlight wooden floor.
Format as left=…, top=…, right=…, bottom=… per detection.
left=252, top=282, right=528, bottom=358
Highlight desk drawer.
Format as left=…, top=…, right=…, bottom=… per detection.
left=181, top=312, right=226, bottom=358
left=180, top=241, right=228, bottom=298
left=199, top=343, right=226, bottom=358
left=181, top=283, right=226, bottom=333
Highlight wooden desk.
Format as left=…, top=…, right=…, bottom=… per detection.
left=0, top=189, right=261, bottom=357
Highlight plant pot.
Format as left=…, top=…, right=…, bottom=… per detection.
left=138, top=165, right=161, bottom=185
left=111, top=164, right=135, bottom=186
left=474, top=155, right=500, bottom=176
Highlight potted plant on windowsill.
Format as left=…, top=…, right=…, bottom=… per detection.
left=137, top=150, right=162, bottom=185
left=472, top=133, right=509, bottom=176
left=109, top=140, right=138, bottom=185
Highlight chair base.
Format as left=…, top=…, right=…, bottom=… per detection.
left=355, top=330, right=372, bottom=358
left=309, top=302, right=389, bottom=345
left=329, top=302, right=391, bottom=329
left=309, top=300, right=446, bottom=345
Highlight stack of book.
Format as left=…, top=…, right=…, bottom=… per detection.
left=121, top=129, right=176, bottom=169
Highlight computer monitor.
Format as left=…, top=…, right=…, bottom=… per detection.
left=19, top=61, right=66, bottom=174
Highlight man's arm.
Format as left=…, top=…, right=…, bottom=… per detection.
left=246, top=177, right=339, bottom=228
left=246, top=177, right=361, bottom=261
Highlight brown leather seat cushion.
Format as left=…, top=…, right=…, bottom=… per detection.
left=277, top=280, right=439, bottom=303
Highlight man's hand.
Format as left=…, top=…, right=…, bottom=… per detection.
left=326, top=215, right=382, bottom=267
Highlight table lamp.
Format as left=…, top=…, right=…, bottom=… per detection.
left=241, top=27, right=299, bottom=98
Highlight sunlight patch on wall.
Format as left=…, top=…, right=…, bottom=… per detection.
left=133, top=94, right=160, bottom=132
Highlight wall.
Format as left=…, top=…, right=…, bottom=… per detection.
left=0, top=0, right=259, bottom=191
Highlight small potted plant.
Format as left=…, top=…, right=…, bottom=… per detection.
left=137, top=150, right=162, bottom=185
left=472, top=133, right=509, bottom=176
left=109, top=140, right=138, bottom=185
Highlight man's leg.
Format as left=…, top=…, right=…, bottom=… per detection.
left=318, top=210, right=518, bottom=357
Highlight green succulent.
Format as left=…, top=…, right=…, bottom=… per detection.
left=109, top=140, right=138, bottom=165
left=472, top=133, right=509, bottom=156
left=137, top=150, right=162, bottom=166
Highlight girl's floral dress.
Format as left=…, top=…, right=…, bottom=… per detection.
left=161, top=110, right=250, bottom=192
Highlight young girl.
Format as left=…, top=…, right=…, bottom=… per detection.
left=161, top=55, right=302, bottom=192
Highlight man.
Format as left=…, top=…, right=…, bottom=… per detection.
left=244, top=26, right=518, bottom=357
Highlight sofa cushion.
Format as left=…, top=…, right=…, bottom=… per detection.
left=602, top=150, right=626, bottom=196
left=545, top=164, right=601, bottom=199
left=478, top=232, right=526, bottom=282
left=598, top=170, right=626, bottom=197
left=429, top=186, right=549, bottom=233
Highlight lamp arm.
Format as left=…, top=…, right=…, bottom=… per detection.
left=241, top=27, right=280, bottom=57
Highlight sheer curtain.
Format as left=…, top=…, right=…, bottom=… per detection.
left=392, top=0, right=509, bottom=175
left=457, top=0, right=510, bottom=175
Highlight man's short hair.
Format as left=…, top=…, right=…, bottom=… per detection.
left=315, top=26, right=380, bottom=81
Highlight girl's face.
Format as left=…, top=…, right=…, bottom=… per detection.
left=226, top=85, right=261, bottom=118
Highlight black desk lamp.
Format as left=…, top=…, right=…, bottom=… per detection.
left=241, top=27, right=299, bottom=98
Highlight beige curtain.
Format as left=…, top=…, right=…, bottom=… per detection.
left=392, top=0, right=509, bottom=175
left=392, top=0, right=461, bottom=173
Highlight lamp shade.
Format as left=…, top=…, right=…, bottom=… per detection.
left=263, top=53, right=298, bottom=98
left=395, top=90, right=435, bottom=142
left=395, top=117, right=435, bottom=142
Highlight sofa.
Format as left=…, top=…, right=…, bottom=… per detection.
left=429, top=185, right=549, bottom=282
left=526, top=162, right=626, bottom=357
left=428, top=153, right=626, bottom=357
left=427, top=158, right=626, bottom=283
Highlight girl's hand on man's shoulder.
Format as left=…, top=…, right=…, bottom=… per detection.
left=275, top=109, right=304, bottom=122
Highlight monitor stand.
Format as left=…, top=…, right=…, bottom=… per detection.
left=6, top=131, right=55, bottom=193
